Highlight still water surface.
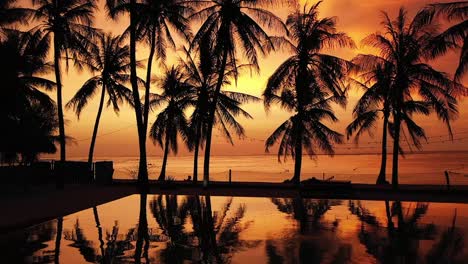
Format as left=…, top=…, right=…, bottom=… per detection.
left=2, top=195, right=468, bottom=263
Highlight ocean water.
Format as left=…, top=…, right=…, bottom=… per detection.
left=84, top=152, right=468, bottom=185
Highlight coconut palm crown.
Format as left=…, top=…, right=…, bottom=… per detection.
left=263, top=2, right=354, bottom=184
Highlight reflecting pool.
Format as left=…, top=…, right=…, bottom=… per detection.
left=2, top=195, right=468, bottom=263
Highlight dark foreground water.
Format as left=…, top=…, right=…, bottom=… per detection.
left=2, top=195, right=468, bottom=263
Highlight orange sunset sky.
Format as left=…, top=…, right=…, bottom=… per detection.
left=18, top=0, right=467, bottom=158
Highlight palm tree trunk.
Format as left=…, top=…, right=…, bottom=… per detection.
left=394, top=201, right=404, bottom=227
left=130, top=0, right=148, bottom=185
left=384, top=200, right=394, bottom=231
left=88, top=83, right=106, bottom=168
left=292, top=62, right=306, bottom=185
left=376, top=111, right=389, bottom=184
left=143, top=28, right=156, bottom=132
left=293, top=196, right=306, bottom=234
left=93, top=206, right=105, bottom=259
left=205, top=195, right=222, bottom=263
left=293, top=122, right=302, bottom=185
left=54, top=216, right=63, bottom=264
left=158, top=135, right=170, bottom=181
left=53, top=35, right=66, bottom=162
left=134, top=192, right=148, bottom=264
left=391, top=113, right=401, bottom=189
left=203, top=48, right=229, bottom=185
left=193, top=121, right=201, bottom=183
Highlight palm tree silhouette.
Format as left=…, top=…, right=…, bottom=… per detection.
left=54, top=216, right=63, bottom=264
left=264, top=3, right=354, bottom=184
left=149, top=195, right=257, bottom=262
left=189, top=0, right=285, bottom=184
left=349, top=200, right=437, bottom=263
left=190, top=196, right=259, bottom=263
left=268, top=198, right=348, bottom=263
left=92, top=206, right=105, bottom=263
left=0, top=0, right=33, bottom=36
left=0, top=29, right=55, bottom=116
left=136, top=0, right=193, bottom=144
left=63, top=219, right=99, bottom=262
left=104, top=222, right=138, bottom=263
left=150, top=195, right=192, bottom=262
left=16, top=102, right=59, bottom=165
left=31, top=0, right=98, bottom=162
left=106, top=0, right=149, bottom=185
left=346, top=57, right=393, bottom=184
left=149, top=66, right=194, bottom=181
left=271, top=197, right=341, bottom=234
left=180, top=47, right=260, bottom=182
left=66, top=33, right=134, bottom=168
left=134, top=192, right=150, bottom=264
left=362, top=8, right=461, bottom=187
left=426, top=211, right=467, bottom=264
left=0, top=29, right=57, bottom=164
left=423, top=2, right=468, bottom=81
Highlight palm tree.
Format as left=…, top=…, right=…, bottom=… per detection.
left=346, top=57, right=393, bottom=184
left=54, top=216, right=63, bottom=264
left=150, top=195, right=192, bottom=262
left=189, top=196, right=259, bottom=263
left=134, top=192, right=150, bottom=264
left=423, top=2, right=468, bottom=81
left=0, top=29, right=55, bottom=119
left=17, top=102, right=59, bottom=165
left=32, top=0, right=98, bottom=162
left=106, top=0, right=149, bottom=184
left=363, top=8, right=460, bottom=187
left=349, top=200, right=437, bottom=263
left=149, top=66, right=194, bottom=181
left=63, top=219, right=98, bottom=262
left=66, top=33, right=134, bottom=168
left=0, top=29, right=57, bottom=164
left=268, top=198, right=348, bottom=263
left=0, top=0, right=33, bottom=36
left=135, top=0, right=193, bottom=142
left=104, top=223, right=138, bottom=263
left=180, top=47, right=260, bottom=182
left=92, top=206, right=105, bottom=262
left=189, top=0, right=285, bottom=184
left=426, top=211, right=467, bottom=264
left=264, top=3, right=354, bottom=184
left=271, top=198, right=341, bottom=234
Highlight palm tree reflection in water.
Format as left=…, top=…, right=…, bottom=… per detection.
left=4, top=197, right=468, bottom=263
left=150, top=195, right=259, bottom=263
left=268, top=198, right=352, bottom=263
left=348, top=200, right=467, bottom=263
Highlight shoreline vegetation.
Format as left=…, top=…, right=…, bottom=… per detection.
left=0, top=0, right=467, bottom=189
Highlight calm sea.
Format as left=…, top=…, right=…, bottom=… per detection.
left=69, top=152, right=468, bottom=185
